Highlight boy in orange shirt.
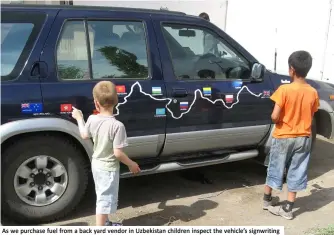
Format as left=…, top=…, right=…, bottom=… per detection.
left=263, top=51, right=319, bottom=220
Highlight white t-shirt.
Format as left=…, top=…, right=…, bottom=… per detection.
left=84, top=114, right=128, bottom=171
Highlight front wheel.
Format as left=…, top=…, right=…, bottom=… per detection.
left=1, top=135, right=89, bottom=224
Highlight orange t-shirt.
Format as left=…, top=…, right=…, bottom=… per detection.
left=271, top=82, right=320, bottom=138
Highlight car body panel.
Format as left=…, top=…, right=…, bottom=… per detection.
left=38, top=9, right=167, bottom=159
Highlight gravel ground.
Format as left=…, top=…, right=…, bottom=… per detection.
left=2, top=136, right=334, bottom=235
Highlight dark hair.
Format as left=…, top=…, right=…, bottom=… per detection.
left=199, top=12, right=210, bottom=21
left=288, top=50, right=312, bottom=78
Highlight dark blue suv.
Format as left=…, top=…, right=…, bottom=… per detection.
left=1, top=4, right=334, bottom=224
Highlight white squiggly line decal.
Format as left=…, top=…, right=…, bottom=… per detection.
left=114, top=81, right=263, bottom=120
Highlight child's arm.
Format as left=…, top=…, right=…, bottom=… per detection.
left=271, top=104, right=281, bottom=124
left=114, top=148, right=140, bottom=174
left=270, top=86, right=286, bottom=123
left=112, top=123, right=140, bottom=174
left=72, top=106, right=91, bottom=140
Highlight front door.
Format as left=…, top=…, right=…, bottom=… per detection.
left=152, top=16, right=273, bottom=156
left=40, top=9, right=166, bottom=160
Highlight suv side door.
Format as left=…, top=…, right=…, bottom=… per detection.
left=152, top=15, right=273, bottom=156
left=1, top=8, right=57, bottom=124
left=39, top=9, right=166, bottom=160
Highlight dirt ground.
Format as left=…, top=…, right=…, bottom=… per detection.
left=2, top=136, right=334, bottom=235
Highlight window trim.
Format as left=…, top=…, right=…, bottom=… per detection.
left=55, top=18, right=152, bottom=82
left=1, top=11, right=46, bottom=82
left=160, top=21, right=253, bottom=82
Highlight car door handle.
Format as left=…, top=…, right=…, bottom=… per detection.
left=172, top=88, right=188, bottom=98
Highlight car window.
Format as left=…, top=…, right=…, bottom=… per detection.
left=57, top=20, right=149, bottom=80
left=1, top=11, right=46, bottom=81
left=162, top=23, right=251, bottom=80
left=88, top=21, right=149, bottom=79
left=57, top=21, right=91, bottom=80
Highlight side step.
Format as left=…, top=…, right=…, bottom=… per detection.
left=120, top=149, right=259, bottom=178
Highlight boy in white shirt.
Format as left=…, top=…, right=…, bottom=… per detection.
left=72, top=81, right=140, bottom=226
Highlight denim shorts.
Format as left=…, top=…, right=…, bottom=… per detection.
left=91, top=162, right=120, bottom=214
left=266, top=137, right=312, bottom=192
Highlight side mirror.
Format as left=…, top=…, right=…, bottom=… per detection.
left=250, top=63, right=265, bottom=82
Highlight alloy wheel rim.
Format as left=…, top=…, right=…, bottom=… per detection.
left=14, top=155, right=68, bottom=206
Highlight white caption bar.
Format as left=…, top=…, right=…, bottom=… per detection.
left=3, top=226, right=284, bottom=235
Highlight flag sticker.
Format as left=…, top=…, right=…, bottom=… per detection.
left=152, top=87, right=162, bottom=96
left=203, top=87, right=211, bottom=96
left=60, top=104, right=72, bottom=113
left=21, top=103, right=43, bottom=114
left=155, top=108, right=166, bottom=117
left=180, top=101, right=189, bottom=111
left=116, top=85, right=127, bottom=95
left=225, top=94, right=234, bottom=104
left=232, top=81, right=243, bottom=89
left=262, top=90, right=271, bottom=98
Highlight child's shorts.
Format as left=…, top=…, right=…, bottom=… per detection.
left=91, top=163, right=120, bottom=214
left=266, top=136, right=312, bottom=192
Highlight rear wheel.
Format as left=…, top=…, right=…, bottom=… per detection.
left=1, top=135, right=89, bottom=224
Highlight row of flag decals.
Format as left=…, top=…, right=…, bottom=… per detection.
left=20, top=84, right=271, bottom=117
left=116, top=85, right=163, bottom=96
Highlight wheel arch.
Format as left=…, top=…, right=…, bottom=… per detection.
left=1, top=118, right=93, bottom=161
left=314, top=100, right=334, bottom=139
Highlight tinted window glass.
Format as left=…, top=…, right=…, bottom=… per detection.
left=1, top=23, right=33, bottom=76
left=162, top=23, right=250, bottom=80
left=1, top=11, right=46, bottom=81
left=57, top=21, right=90, bottom=80
left=56, top=20, right=149, bottom=80
left=88, top=20, right=149, bottom=79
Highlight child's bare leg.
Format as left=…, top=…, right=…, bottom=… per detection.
left=287, top=191, right=297, bottom=202
left=264, top=185, right=273, bottom=195
left=96, top=214, right=108, bottom=226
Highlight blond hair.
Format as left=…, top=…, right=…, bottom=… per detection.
left=92, top=81, right=118, bottom=108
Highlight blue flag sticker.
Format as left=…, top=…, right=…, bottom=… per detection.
left=155, top=108, right=166, bottom=117
left=21, top=103, right=43, bottom=114
left=232, top=81, right=243, bottom=89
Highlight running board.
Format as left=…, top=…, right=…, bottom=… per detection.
left=121, top=149, right=259, bottom=178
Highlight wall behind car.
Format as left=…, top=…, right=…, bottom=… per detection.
left=226, top=0, right=333, bottom=83
left=74, top=0, right=333, bottom=83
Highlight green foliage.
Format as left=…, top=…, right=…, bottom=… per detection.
left=306, top=225, right=334, bottom=235
left=58, top=65, right=85, bottom=80
left=98, top=46, right=148, bottom=78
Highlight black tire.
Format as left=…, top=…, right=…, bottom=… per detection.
left=1, top=135, right=89, bottom=224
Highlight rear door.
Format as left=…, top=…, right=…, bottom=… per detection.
left=40, top=9, right=166, bottom=160
left=1, top=7, right=58, bottom=124
left=152, top=15, right=273, bottom=156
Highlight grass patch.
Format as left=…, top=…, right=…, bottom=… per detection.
left=306, top=225, right=334, bottom=235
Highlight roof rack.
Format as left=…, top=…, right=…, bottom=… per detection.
left=1, top=3, right=186, bottom=16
